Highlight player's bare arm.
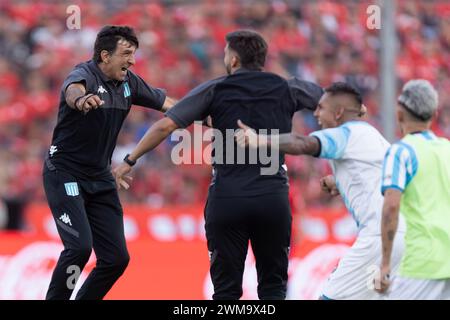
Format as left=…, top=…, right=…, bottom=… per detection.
left=236, top=119, right=320, bottom=156
left=112, top=116, right=179, bottom=189
left=376, top=188, right=402, bottom=293
left=276, top=132, right=320, bottom=156
left=65, top=83, right=104, bottom=113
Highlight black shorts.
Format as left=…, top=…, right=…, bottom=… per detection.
left=205, top=192, right=292, bottom=300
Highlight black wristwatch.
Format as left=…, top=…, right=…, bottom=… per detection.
left=123, top=154, right=136, bottom=167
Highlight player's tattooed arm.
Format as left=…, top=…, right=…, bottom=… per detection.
left=235, top=120, right=320, bottom=156
left=276, top=133, right=321, bottom=156
left=376, top=188, right=402, bottom=293
left=380, top=188, right=402, bottom=268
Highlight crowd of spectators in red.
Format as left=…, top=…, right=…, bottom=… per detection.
left=1, top=0, right=449, bottom=215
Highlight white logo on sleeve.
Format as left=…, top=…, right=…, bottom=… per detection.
left=97, top=85, right=107, bottom=94
left=59, top=213, right=72, bottom=226
left=49, top=145, right=58, bottom=157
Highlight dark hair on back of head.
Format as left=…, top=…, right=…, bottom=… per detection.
left=225, top=30, right=268, bottom=71
left=93, top=25, right=139, bottom=63
left=325, top=82, right=363, bottom=106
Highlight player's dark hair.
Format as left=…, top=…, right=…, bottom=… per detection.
left=325, top=82, right=363, bottom=106
left=225, top=30, right=268, bottom=71
left=93, top=25, right=139, bottom=63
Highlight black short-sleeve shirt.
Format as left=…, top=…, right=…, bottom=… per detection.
left=166, top=68, right=323, bottom=197
left=47, top=60, right=166, bottom=179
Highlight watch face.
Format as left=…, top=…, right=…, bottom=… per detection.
left=124, top=154, right=136, bottom=166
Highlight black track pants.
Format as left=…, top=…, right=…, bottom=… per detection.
left=205, top=192, right=292, bottom=300
left=43, top=165, right=129, bottom=300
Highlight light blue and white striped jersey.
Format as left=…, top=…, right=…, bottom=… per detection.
left=310, top=121, right=406, bottom=236
left=381, top=131, right=436, bottom=193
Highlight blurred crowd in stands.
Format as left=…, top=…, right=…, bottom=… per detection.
left=1, top=0, right=450, bottom=221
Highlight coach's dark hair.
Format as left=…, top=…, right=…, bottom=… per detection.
left=93, top=25, right=139, bottom=63
left=325, top=82, right=363, bottom=106
left=225, top=30, right=268, bottom=71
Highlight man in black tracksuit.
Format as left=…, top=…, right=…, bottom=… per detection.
left=43, top=26, right=175, bottom=300
left=113, top=30, right=323, bottom=299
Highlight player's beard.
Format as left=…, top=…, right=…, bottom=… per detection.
left=225, top=62, right=232, bottom=75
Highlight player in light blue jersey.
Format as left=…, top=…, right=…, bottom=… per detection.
left=236, top=82, right=405, bottom=300
left=376, top=80, right=450, bottom=299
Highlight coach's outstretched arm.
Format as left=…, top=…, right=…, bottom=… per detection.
left=161, top=96, right=178, bottom=112
left=112, top=117, right=179, bottom=189
left=65, top=83, right=104, bottom=114
left=236, top=120, right=320, bottom=156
